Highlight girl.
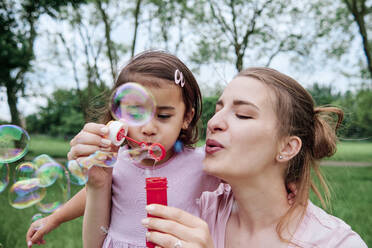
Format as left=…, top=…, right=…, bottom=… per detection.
left=27, top=50, right=221, bottom=247
left=141, top=67, right=367, bottom=247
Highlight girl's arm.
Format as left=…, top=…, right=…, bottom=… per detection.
left=26, top=187, right=86, bottom=247
left=83, top=166, right=113, bottom=248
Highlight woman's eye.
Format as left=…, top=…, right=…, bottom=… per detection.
left=236, top=114, right=252, bottom=119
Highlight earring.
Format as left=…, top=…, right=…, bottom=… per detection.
left=279, top=155, right=283, bottom=159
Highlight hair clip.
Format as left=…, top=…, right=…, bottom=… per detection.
left=174, top=69, right=185, bottom=87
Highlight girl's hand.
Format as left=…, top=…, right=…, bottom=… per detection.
left=142, top=204, right=214, bottom=248
left=26, top=215, right=59, bottom=247
left=68, top=122, right=118, bottom=161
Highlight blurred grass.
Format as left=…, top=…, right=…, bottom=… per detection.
left=0, top=136, right=370, bottom=247
left=26, top=135, right=70, bottom=160
left=326, top=141, right=372, bottom=162
left=0, top=184, right=83, bottom=248
left=310, top=166, right=372, bottom=246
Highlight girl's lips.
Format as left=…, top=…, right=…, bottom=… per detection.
left=205, top=139, right=224, bottom=154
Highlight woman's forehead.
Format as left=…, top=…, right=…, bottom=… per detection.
left=221, top=76, right=273, bottom=105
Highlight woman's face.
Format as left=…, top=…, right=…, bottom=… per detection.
left=203, top=76, right=281, bottom=182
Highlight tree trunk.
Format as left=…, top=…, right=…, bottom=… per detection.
left=131, top=0, right=142, bottom=58
left=6, top=82, right=21, bottom=127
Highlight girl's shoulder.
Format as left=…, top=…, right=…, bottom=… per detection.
left=177, top=146, right=205, bottom=161
left=291, top=201, right=367, bottom=247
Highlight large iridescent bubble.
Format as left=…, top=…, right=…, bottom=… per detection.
left=9, top=178, right=46, bottom=209
left=110, top=83, right=156, bottom=126
left=0, top=125, right=30, bottom=163
left=0, top=163, right=9, bottom=193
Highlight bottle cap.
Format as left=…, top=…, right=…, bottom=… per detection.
left=145, top=177, right=167, bottom=190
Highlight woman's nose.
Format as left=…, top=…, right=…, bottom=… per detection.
left=207, top=110, right=227, bottom=133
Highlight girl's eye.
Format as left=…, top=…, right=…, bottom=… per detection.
left=158, top=114, right=172, bottom=119
left=236, top=114, right=252, bottom=119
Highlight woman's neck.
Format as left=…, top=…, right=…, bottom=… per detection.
left=230, top=177, right=291, bottom=234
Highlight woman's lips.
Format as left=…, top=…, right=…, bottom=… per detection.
left=205, top=139, right=224, bottom=154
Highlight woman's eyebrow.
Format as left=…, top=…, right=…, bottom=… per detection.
left=233, top=100, right=260, bottom=110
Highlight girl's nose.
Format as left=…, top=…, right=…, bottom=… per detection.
left=141, top=120, right=157, bottom=136
left=207, top=110, right=227, bottom=133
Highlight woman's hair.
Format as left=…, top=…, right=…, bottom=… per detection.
left=100, top=50, right=202, bottom=147
left=236, top=67, right=343, bottom=243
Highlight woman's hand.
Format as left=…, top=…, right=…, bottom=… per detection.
left=26, top=214, right=59, bottom=247
left=142, top=204, right=214, bottom=248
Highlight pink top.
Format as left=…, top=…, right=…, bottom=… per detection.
left=200, top=183, right=367, bottom=248
left=103, top=146, right=220, bottom=248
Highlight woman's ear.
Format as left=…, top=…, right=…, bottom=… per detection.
left=277, top=136, right=302, bottom=162
left=182, top=108, right=195, bottom=129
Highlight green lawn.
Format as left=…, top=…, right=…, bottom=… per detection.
left=26, top=135, right=70, bottom=160
left=327, top=141, right=372, bottom=162
left=0, top=136, right=371, bottom=247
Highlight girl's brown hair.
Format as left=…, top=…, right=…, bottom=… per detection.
left=100, top=50, right=202, bottom=147
left=237, top=67, right=343, bottom=243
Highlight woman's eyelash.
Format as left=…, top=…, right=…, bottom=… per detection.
left=236, top=114, right=252, bottom=119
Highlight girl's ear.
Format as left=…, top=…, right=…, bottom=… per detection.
left=276, top=136, right=302, bottom=162
left=182, top=108, right=195, bottom=129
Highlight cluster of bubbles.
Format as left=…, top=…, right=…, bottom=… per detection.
left=68, top=82, right=166, bottom=185
left=0, top=83, right=170, bottom=218
left=0, top=125, right=70, bottom=227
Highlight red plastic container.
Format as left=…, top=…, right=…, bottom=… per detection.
left=145, top=177, right=168, bottom=248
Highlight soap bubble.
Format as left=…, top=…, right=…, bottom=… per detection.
left=67, top=160, right=88, bottom=186
left=31, top=213, right=45, bottom=230
left=36, top=165, right=70, bottom=213
left=0, top=125, right=30, bottom=163
left=110, top=83, right=155, bottom=126
left=32, top=154, right=56, bottom=169
left=67, top=151, right=117, bottom=186
left=35, top=162, right=64, bottom=188
left=0, top=163, right=9, bottom=193
left=9, top=178, right=46, bottom=209
left=14, top=162, right=37, bottom=182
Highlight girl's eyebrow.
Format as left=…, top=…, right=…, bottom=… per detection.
left=157, top=106, right=175, bottom=110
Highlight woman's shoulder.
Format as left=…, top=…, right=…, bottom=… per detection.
left=292, top=201, right=367, bottom=247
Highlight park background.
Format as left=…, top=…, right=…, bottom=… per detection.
left=0, top=0, right=371, bottom=247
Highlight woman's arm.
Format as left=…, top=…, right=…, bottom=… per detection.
left=26, top=187, right=86, bottom=247
left=83, top=166, right=113, bottom=248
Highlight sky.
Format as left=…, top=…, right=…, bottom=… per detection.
left=0, top=2, right=367, bottom=123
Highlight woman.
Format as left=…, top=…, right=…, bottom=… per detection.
left=142, top=67, right=367, bottom=247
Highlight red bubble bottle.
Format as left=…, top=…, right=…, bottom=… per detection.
left=145, top=177, right=168, bottom=248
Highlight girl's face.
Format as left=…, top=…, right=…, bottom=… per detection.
left=127, top=82, right=190, bottom=164
left=203, top=76, right=280, bottom=182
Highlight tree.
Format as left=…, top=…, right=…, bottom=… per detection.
left=307, top=83, right=341, bottom=106
left=343, top=0, right=372, bottom=79
left=189, top=0, right=312, bottom=72
left=0, top=0, right=86, bottom=127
